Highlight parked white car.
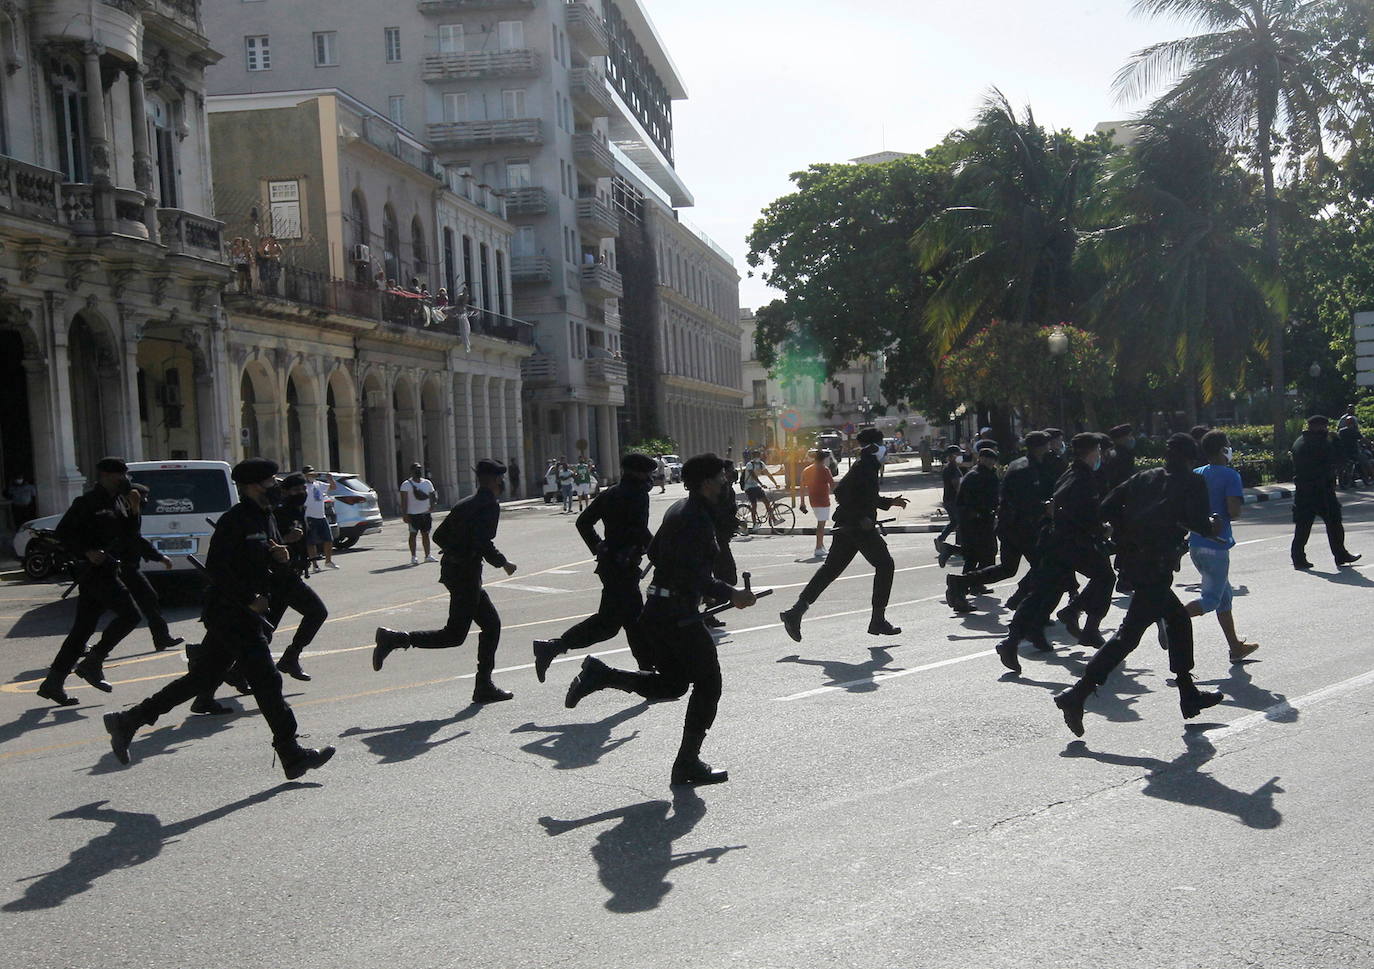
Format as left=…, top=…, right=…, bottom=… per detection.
left=316, top=471, right=383, bottom=549
left=658, top=454, right=683, bottom=483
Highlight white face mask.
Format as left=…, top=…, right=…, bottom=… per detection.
left=875, top=445, right=888, bottom=462
left=1222, top=447, right=1234, bottom=462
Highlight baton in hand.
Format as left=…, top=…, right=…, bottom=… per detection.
left=61, top=553, right=121, bottom=600
left=679, top=571, right=772, bottom=627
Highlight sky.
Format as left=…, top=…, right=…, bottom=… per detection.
left=643, top=0, right=1191, bottom=312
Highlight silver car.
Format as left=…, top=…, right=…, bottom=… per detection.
left=317, top=471, right=383, bottom=549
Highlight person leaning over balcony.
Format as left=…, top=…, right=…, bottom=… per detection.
left=1186, top=431, right=1259, bottom=662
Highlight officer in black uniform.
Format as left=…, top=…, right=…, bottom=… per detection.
left=1053, top=434, right=1225, bottom=735
left=995, top=432, right=1115, bottom=672
left=532, top=453, right=656, bottom=681
left=373, top=459, right=518, bottom=704
left=36, top=457, right=176, bottom=706
left=562, top=454, right=757, bottom=786
left=952, top=444, right=1000, bottom=575
left=118, top=483, right=184, bottom=657
left=779, top=428, right=910, bottom=641
left=947, top=432, right=1056, bottom=613
left=1291, top=415, right=1361, bottom=569
left=934, top=445, right=965, bottom=567
left=1104, top=424, right=1136, bottom=490
left=103, top=458, right=335, bottom=779
left=1043, top=429, right=1068, bottom=479
left=266, top=472, right=328, bottom=681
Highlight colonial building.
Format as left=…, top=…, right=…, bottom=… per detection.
left=0, top=0, right=231, bottom=526
left=208, top=90, right=532, bottom=513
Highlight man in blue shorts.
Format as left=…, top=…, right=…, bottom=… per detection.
left=1187, top=430, right=1258, bottom=661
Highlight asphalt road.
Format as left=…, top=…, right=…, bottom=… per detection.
left=2, top=488, right=1373, bottom=969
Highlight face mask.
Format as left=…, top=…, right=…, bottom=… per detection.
left=1091, top=457, right=1102, bottom=472
left=875, top=445, right=888, bottom=462
left=265, top=484, right=284, bottom=506
left=115, top=478, right=134, bottom=495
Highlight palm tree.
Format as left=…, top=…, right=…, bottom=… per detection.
left=1115, top=0, right=1332, bottom=450
left=1080, top=115, right=1274, bottom=425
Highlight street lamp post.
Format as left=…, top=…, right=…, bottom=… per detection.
left=1047, top=325, right=1069, bottom=427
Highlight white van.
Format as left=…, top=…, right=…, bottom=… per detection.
left=127, top=460, right=236, bottom=572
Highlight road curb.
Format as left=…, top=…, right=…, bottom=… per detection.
left=1244, top=486, right=1294, bottom=505
left=741, top=523, right=943, bottom=537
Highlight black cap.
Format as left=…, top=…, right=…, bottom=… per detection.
left=682, top=453, right=727, bottom=489
left=95, top=456, right=128, bottom=473
left=1109, top=424, right=1133, bottom=438
left=280, top=473, right=307, bottom=489
left=1307, top=414, right=1330, bottom=426
left=945, top=445, right=963, bottom=456
left=475, top=459, right=507, bottom=477
left=1166, top=432, right=1200, bottom=460
left=1071, top=432, right=1101, bottom=454
left=1044, top=428, right=1064, bottom=440
left=976, top=444, right=999, bottom=459
left=857, top=427, right=884, bottom=446
left=232, top=457, right=279, bottom=485
left=621, top=452, right=657, bottom=474
left=1022, top=431, right=1050, bottom=448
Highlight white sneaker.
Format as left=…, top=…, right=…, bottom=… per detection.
left=815, top=547, right=827, bottom=558
left=423, top=554, right=437, bottom=563
left=326, top=562, right=341, bottom=570
left=410, top=555, right=420, bottom=566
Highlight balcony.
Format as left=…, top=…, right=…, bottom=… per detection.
left=569, top=68, right=614, bottom=120
left=521, top=352, right=561, bottom=386
left=579, top=262, right=622, bottom=299
left=428, top=119, right=543, bottom=149
left=572, top=131, right=615, bottom=178
left=0, top=156, right=62, bottom=224
left=158, top=208, right=223, bottom=260
left=503, top=186, right=549, bottom=216
left=585, top=355, right=628, bottom=386
left=62, top=183, right=150, bottom=240
left=565, top=1, right=609, bottom=57
left=140, top=0, right=204, bottom=36
left=575, top=196, right=619, bottom=240
left=418, top=0, right=536, bottom=11
left=467, top=307, right=536, bottom=345
left=423, top=48, right=541, bottom=81
left=511, top=254, right=552, bottom=285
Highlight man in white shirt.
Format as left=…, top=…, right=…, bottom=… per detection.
left=302, top=466, right=338, bottom=571
left=400, top=462, right=439, bottom=565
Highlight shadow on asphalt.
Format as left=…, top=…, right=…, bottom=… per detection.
left=538, top=787, right=744, bottom=913
left=1061, top=735, right=1284, bottom=829
left=776, top=645, right=904, bottom=694
left=511, top=702, right=650, bottom=770
left=1202, top=660, right=1294, bottom=720
left=85, top=713, right=240, bottom=776
left=1008, top=650, right=1150, bottom=725
left=0, top=704, right=93, bottom=748
left=339, top=703, right=482, bottom=764
left=2, top=784, right=321, bottom=912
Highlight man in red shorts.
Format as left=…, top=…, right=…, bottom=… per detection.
left=799, top=448, right=835, bottom=559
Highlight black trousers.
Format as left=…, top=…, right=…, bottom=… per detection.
left=267, top=573, right=328, bottom=653
left=408, top=574, right=500, bottom=676
left=1292, top=489, right=1346, bottom=562
left=936, top=506, right=959, bottom=544
left=1008, top=541, right=1113, bottom=640
left=120, top=567, right=173, bottom=645
left=604, top=599, right=722, bottom=734
left=1082, top=580, right=1194, bottom=685
left=129, top=619, right=299, bottom=746
left=957, top=518, right=998, bottom=573
left=797, top=526, right=894, bottom=620
left=47, top=569, right=142, bottom=680
left=560, top=571, right=653, bottom=669
left=952, top=531, right=1037, bottom=592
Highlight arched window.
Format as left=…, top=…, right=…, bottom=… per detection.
left=350, top=190, right=369, bottom=249
left=146, top=94, right=178, bottom=207
left=382, top=204, right=399, bottom=283
left=410, top=216, right=427, bottom=284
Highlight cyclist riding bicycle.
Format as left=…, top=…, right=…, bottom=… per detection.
left=740, top=449, right=781, bottom=525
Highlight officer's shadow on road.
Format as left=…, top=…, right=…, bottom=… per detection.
left=1309, top=566, right=1374, bottom=588
left=85, top=714, right=238, bottom=775
left=339, top=703, right=481, bottom=764
left=538, top=787, right=745, bottom=913
left=1202, top=661, right=1294, bottom=721
left=2, top=598, right=75, bottom=639
left=946, top=611, right=1010, bottom=641
left=369, top=563, right=421, bottom=575
left=777, top=646, right=904, bottom=694
left=2, top=784, right=321, bottom=913
left=511, top=701, right=650, bottom=770
left=1061, top=735, right=1283, bottom=829
left=0, top=704, right=90, bottom=748
left=1008, top=650, right=1150, bottom=725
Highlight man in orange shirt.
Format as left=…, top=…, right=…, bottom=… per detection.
left=799, top=448, right=836, bottom=559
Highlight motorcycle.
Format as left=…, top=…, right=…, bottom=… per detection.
left=22, top=528, right=76, bottom=583
left=1338, top=442, right=1374, bottom=489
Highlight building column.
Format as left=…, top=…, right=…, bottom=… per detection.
left=504, top=374, right=523, bottom=493
left=296, top=402, right=327, bottom=468
left=333, top=404, right=363, bottom=472
left=454, top=371, right=475, bottom=497
left=120, top=329, right=143, bottom=462
left=126, top=64, right=159, bottom=242
left=493, top=376, right=509, bottom=467
left=596, top=405, right=614, bottom=480
left=83, top=43, right=114, bottom=231
left=607, top=406, right=621, bottom=475
left=440, top=356, right=461, bottom=504
left=470, top=375, right=490, bottom=463
left=253, top=402, right=281, bottom=462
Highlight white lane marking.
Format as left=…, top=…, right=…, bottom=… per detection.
left=494, top=583, right=568, bottom=594
left=545, top=569, right=581, bottom=574
left=1207, top=668, right=1374, bottom=743
left=777, top=649, right=997, bottom=701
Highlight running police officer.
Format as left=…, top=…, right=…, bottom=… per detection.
left=37, top=457, right=175, bottom=706
left=779, top=427, right=910, bottom=642
left=934, top=445, right=965, bottom=567
left=1052, top=434, right=1225, bottom=735
left=532, top=453, right=657, bottom=681
left=1104, top=424, right=1136, bottom=489
left=952, top=443, right=1000, bottom=576
left=562, top=454, right=757, bottom=786
left=372, top=459, right=518, bottom=704
left=266, top=472, right=328, bottom=681
left=119, top=483, right=184, bottom=656
left=102, top=458, right=335, bottom=779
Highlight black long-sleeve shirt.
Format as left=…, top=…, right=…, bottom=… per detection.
left=1049, top=460, right=1106, bottom=548
left=941, top=461, right=965, bottom=507
left=576, top=480, right=652, bottom=573
left=833, top=450, right=897, bottom=528
left=433, top=487, right=508, bottom=575
left=1102, top=467, right=1212, bottom=584
left=647, top=493, right=733, bottom=603
left=55, top=486, right=159, bottom=567
left=998, top=454, right=1056, bottom=537
left=956, top=464, right=999, bottom=523
left=1291, top=431, right=1339, bottom=490
left=204, top=498, right=279, bottom=610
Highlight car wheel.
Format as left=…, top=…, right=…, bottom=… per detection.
left=23, top=550, right=54, bottom=582
left=334, top=534, right=359, bottom=551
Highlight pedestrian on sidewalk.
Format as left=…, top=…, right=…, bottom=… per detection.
left=934, top=445, right=965, bottom=567
left=6, top=475, right=36, bottom=525
left=302, top=467, right=338, bottom=570
left=557, top=461, right=574, bottom=513
left=1291, top=415, right=1361, bottom=569
left=509, top=457, right=522, bottom=498
left=799, top=448, right=835, bottom=559
left=1186, top=430, right=1259, bottom=662
left=574, top=458, right=593, bottom=512
left=400, top=463, right=438, bottom=565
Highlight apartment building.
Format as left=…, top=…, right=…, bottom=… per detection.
left=202, top=0, right=736, bottom=491
left=0, top=0, right=232, bottom=526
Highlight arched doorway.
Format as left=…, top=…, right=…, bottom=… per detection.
left=69, top=313, right=118, bottom=483
left=392, top=372, right=419, bottom=484
left=240, top=360, right=279, bottom=461
left=240, top=371, right=260, bottom=459
left=327, top=366, right=361, bottom=471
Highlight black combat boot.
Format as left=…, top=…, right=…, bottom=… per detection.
left=36, top=675, right=79, bottom=707
left=1053, top=679, right=1096, bottom=737
left=472, top=674, right=513, bottom=704
left=1056, top=607, right=1083, bottom=639
left=779, top=603, right=807, bottom=643
left=1336, top=551, right=1363, bottom=566
left=995, top=637, right=1022, bottom=675
left=1077, top=619, right=1106, bottom=650
left=372, top=627, right=410, bottom=671
left=274, top=738, right=336, bottom=780
left=670, top=729, right=728, bottom=786
left=1177, top=674, right=1224, bottom=719
left=936, top=542, right=953, bottom=570
left=532, top=638, right=564, bottom=683
left=190, top=695, right=233, bottom=715
left=276, top=646, right=311, bottom=682
left=867, top=618, right=901, bottom=636
left=72, top=658, right=112, bottom=693
left=564, top=656, right=611, bottom=709
left=945, top=575, right=975, bottom=614
left=103, top=710, right=138, bottom=765
left=152, top=635, right=185, bottom=652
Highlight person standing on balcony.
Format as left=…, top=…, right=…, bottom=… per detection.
left=400, top=463, right=438, bottom=566
left=302, top=467, right=338, bottom=571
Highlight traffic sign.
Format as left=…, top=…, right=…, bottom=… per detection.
left=1359, top=373, right=1374, bottom=388
left=780, top=409, right=801, bottom=431
left=1356, top=312, right=1374, bottom=386
left=843, top=422, right=856, bottom=436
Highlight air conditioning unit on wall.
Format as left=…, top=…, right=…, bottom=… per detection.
left=351, top=244, right=371, bottom=264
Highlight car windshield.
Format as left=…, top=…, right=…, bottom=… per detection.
left=129, top=469, right=233, bottom=515
left=662, top=455, right=680, bottom=463
left=335, top=475, right=372, bottom=493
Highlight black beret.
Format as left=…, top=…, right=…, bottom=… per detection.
left=1307, top=414, right=1330, bottom=426
left=1109, top=424, right=1133, bottom=438
left=976, top=444, right=999, bottom=458
left=475, top=459, right=507, bottom=477
left=1022, top=431, right=1050, bottom=448
left=96, top=456, right=128, bottom=473
left=621, top=452, right=657, bottom=474
left=279, top=473, right=307, bottom=489
left=682, top=453, right=726, bottom=489
left=857, top=427, right=884, bottom=446
left=1071, top=432, right=1102, bottom=452
left=1044, top=428, right=1064, bottom=440
left=945, top=445, right=963, bottom=456
left=232, top=457, right=279, bottom=484
left=1166, top=432, right=1200, bottom=460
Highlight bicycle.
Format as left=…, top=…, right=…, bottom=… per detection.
left=735, top=495, right=796, bottom=536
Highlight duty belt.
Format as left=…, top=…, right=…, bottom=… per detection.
left=646, top=585, right=698, bottom=603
